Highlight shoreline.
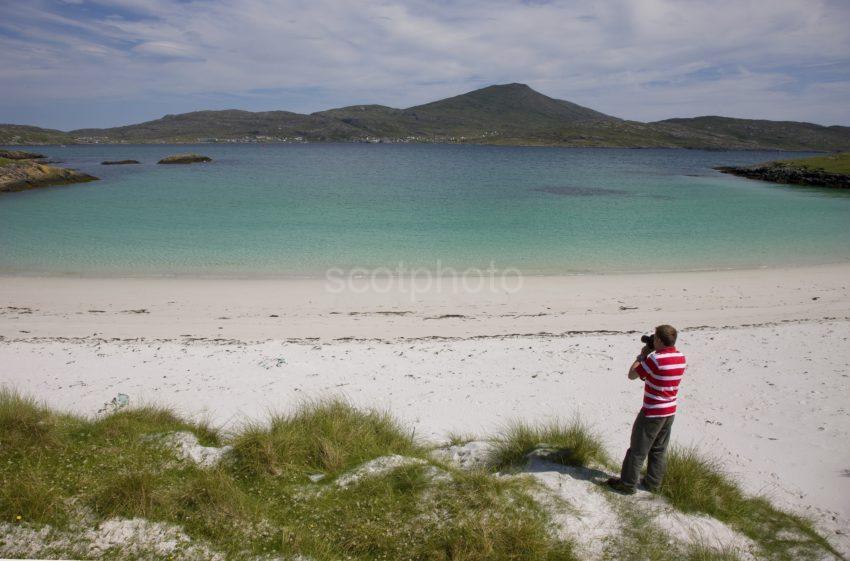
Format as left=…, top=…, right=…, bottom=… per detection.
left=1, top=257, right=849, bottom=281
left=717, top=164, right=850, bottom=189
left=2, top=262, right=849, bottom=341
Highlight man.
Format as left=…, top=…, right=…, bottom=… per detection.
left=606, top=324, right=686, bottom=495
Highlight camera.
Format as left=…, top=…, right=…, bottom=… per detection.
left=640, top=334, right=655, bottom=347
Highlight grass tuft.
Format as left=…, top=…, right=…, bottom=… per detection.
left=446, top=431, right=478, bottom=446
left=0, top=388, right=60, bottom=448
left=88, top=405, right=220, bottom=445
left=662, top=446, right=844, bottom=561
left=90, top=470, right=167, bottom=518
left=0, top=468, right=67, bottom=526
left=487, top=418, right=610, bottom=471
left=229, top=398, right=421, bottom=480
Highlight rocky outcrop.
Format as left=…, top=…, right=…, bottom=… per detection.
left=0, top=149, right=45, bottom=160
left=0, top=160, right=98, bottom=193
left=101, top=160, right=140, bottom=165
left=157, top=153, right=212, bottom=164
left=429, top=440, right=494, bottom=470
left=152, top=432, right=232, bottom=468
left=716, top=165, right=850, bottom=189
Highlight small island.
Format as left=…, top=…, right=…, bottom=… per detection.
left=0, top=149, right=47, bottom=160
left=101, top=160, right=140, bottom=165
left=717, top=152, right=850, bottom=189
left=0, top=155, right=98, bottom=193
left=157, top=153, right=212, bottom=164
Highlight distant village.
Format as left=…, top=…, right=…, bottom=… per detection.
left=66, top=131, right=503, bottom=145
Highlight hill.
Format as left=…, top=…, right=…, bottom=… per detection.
left=314, top=83, right=684, bottom=147
left=70, top=109, right=363, bottom=143
left=314, top=83, right=617, bottom=137
left=653, top=116, right=850, bottom=151
left=2, top=83, right=850, bottom=150
left=0, top=124, right=73, bottom=145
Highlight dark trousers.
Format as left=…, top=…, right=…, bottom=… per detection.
left=619, top=411, right=674, bottom=489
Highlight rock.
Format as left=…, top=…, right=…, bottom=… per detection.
left=0, top=160, right=98, bottom=193
left=335, top=455, right=433, bottom=487
left=101, top=160, right=140, bottom=165
left=429, top=440, right=494, bottom=470
left=155, top=431, right=232, bottom=468
left=157, top=153, right=212, bottom=164
left=0, top=517, right=226, bottom=561
left=716, top=165, right=850, bottom=189
left=0, top=149, right=45, bottom=160
left=523, top=451, right=758, bottom=560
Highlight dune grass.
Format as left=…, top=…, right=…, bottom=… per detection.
left=1, top=389, right=843, bottom=561
left=661, top=447, right=845, bottom=561
left=604, top=498, right=745, bottom=561
left=229, top=398, right=422, bottom=481
left=486, top=418, right=611, bottom=471
left=446, top=431, right=479, bottom=446
left=291, top=465, right=578, bottom=561
left=0, top=390, right=578, bottom=561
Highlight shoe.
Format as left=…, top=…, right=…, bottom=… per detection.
left=639, top=477, right=659, bottom=493
left=605, top=477, right=636, bottom=495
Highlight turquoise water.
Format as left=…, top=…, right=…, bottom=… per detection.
left=1, top=144, right=849, bottom=276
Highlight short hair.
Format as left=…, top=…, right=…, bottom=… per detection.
left=655, top=324, right=677, bottom=347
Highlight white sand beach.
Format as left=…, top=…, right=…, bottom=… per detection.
left=1, top=263, right=849, bottom=553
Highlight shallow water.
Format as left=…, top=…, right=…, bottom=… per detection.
left=1, top=144, right=849, bottom=276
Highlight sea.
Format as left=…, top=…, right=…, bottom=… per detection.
left=2, top=143, right=849, bottom=277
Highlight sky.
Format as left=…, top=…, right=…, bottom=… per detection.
left=1, top=0, right=849, bottom=130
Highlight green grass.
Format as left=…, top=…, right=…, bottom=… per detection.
left=229, top=398, right=422, bottom=481
left=486, top=418, right=611, bottom=471
left=445, top=431, right=479, bottom=446
left=1, top=389, right=843, bottom=561
left=293, top=465, right=579, bottom=561
left=604, top=498, right=744, bottom=561
left=661, top=447, right=845, bottom=561
left=775, top=152, right=850, bottom=174
left=0, top=390, right=577, bottom=561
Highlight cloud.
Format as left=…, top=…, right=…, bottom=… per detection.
left=0, top=0, right=848, bottom=129
left=132, top=41, right=203, bottom=61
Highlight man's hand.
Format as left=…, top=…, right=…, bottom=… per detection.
left=628, top=359, right=641, bottom=380
left=628, top=346, right=651, bottom=380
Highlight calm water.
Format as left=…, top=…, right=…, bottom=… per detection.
left=1, top=144, right=849, bottom=276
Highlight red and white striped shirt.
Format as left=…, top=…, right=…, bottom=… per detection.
left=633, top=347, right=686, bottom=418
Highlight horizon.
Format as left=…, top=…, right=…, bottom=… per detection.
left=2, top=0, right=849, bottom=130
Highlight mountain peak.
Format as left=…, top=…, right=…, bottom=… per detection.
left=488, top=82, right=534, bottom=90
left=407, top=82, right=617, bottom=126
left=459, top=82, right=540, bottom=99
